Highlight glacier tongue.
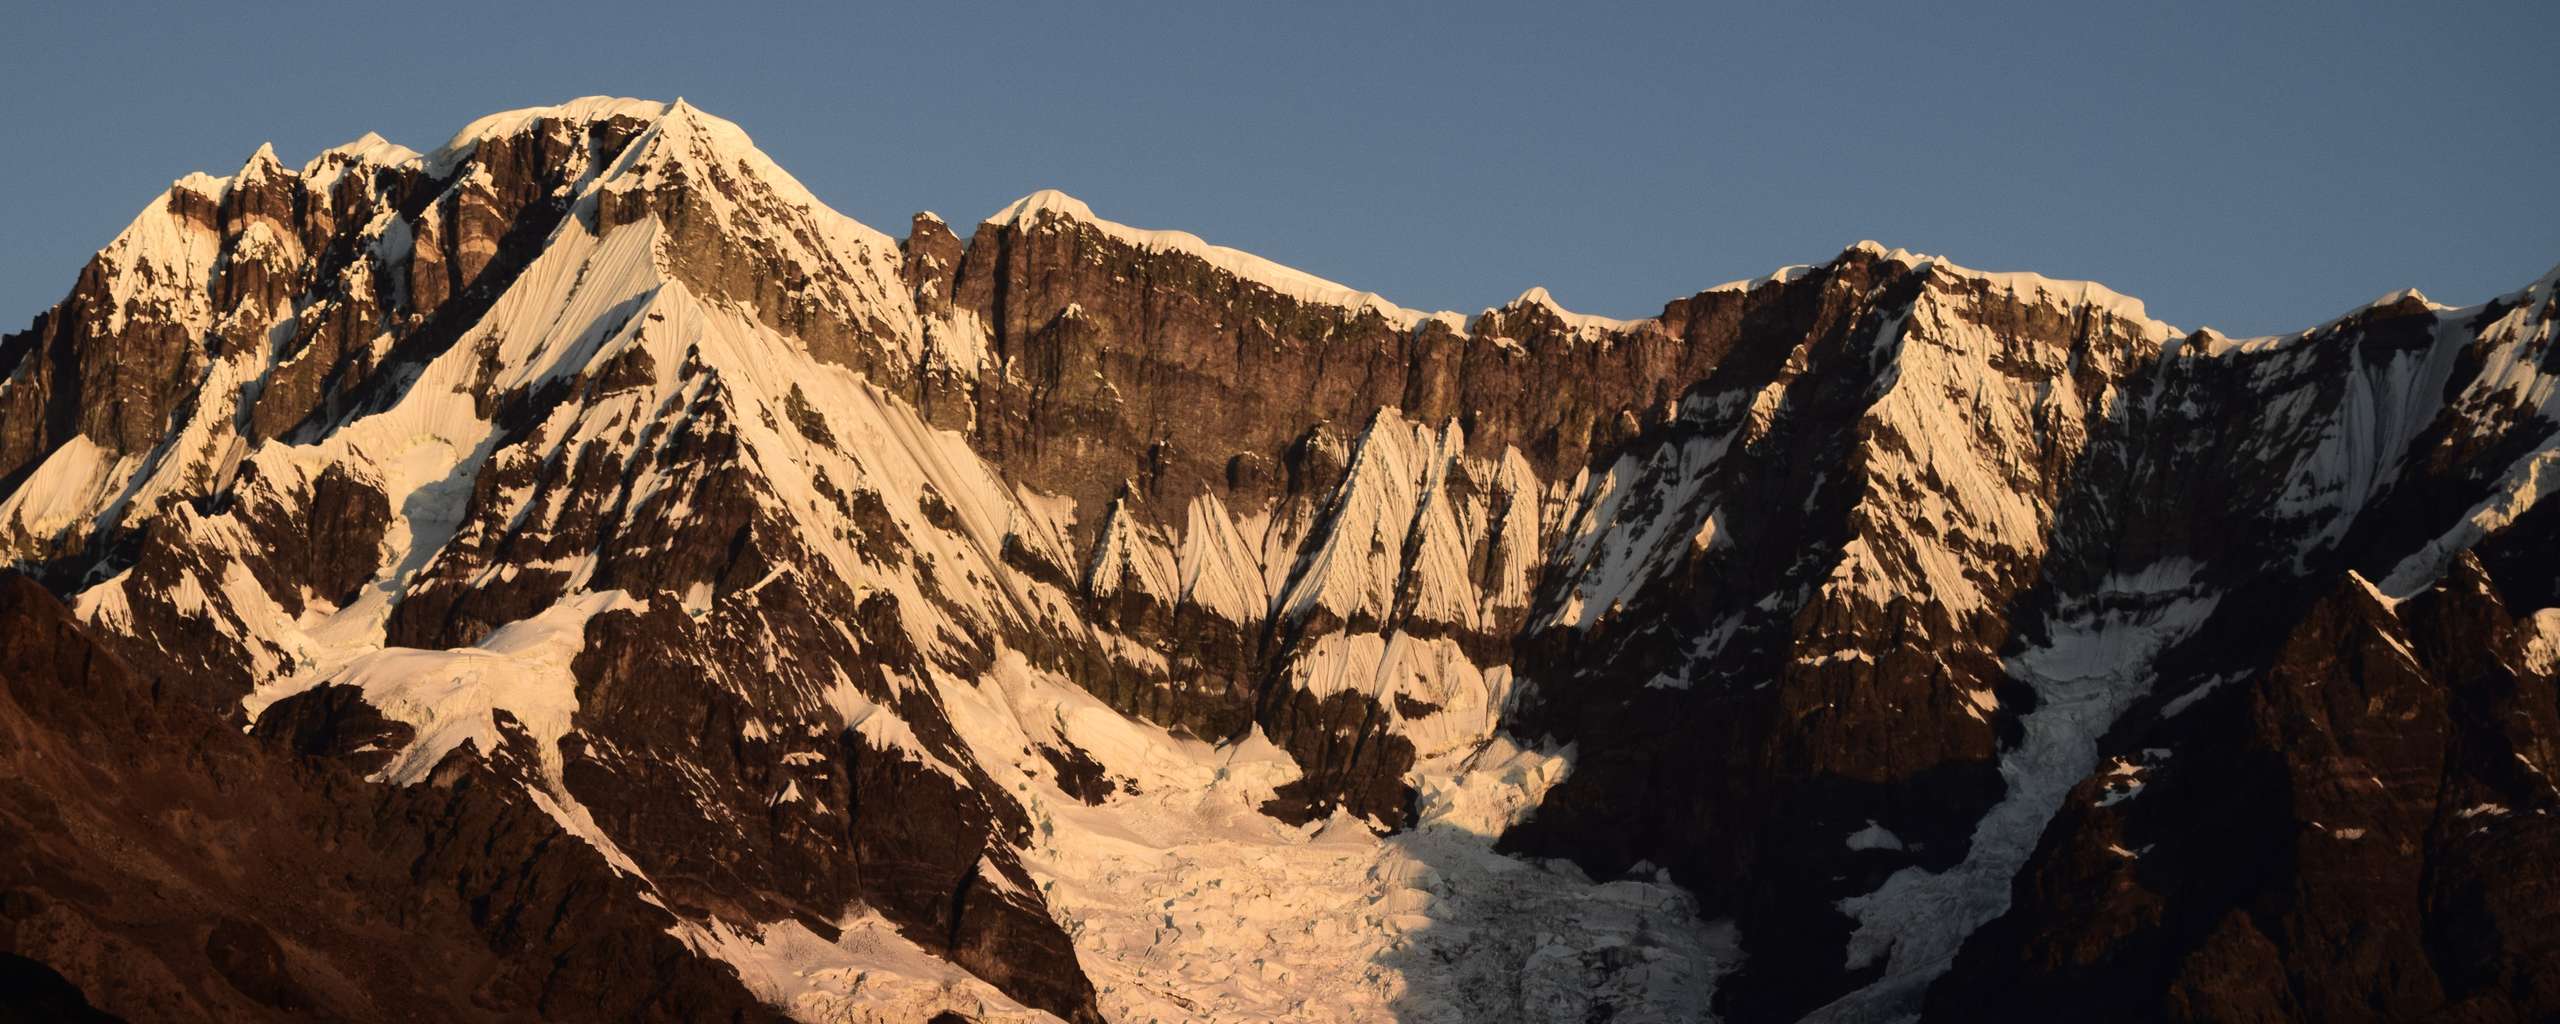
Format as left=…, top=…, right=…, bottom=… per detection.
left=940, top=647, right=1739, bottom=1023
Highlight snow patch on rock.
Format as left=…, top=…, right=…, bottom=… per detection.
left=1814, top=564, right=2220, bottom=1023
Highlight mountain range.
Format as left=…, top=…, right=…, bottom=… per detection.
left=2, top=97, right=2555, bottom=1023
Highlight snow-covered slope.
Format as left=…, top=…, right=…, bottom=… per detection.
left=5, top=96, right=2557, bottom=1024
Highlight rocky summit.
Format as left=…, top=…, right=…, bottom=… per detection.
left=2, top=97, right=2555, bottom=1023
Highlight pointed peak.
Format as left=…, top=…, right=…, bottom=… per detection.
left=237, top=142, right=284, bottom=179
left=986, top=189, right=1096, bottom=227
left=660, top=98, right=715, bottom=131
left=1697, top=239, right=1912, bottom=298
left=302, top=131, right=422, bottom=178
left=1493, top=285, right=1644, bottom=335
left=905, top=211, right=959, bottom=250
left=1355, top=405, right=1412, bottom=437
left=2344, top=568, right=2405, bottom=611
left=2359, top=287, right=2437, bottom=313
left=632, top=98, right=762, bottom=160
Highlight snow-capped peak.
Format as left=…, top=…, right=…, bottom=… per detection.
left=428, top=96, right=674, bottom=175
left=1502, top=286, right=1647, bottom=334
left=444, top=95, right=673, bottom=149
left=13, top=93, right=2560, bottom=1024
left=984, top=187, right=1095, bottom=227
left=2358, top=287, right=2438, bottom=312
left=608, top=95, right=903, bottom=258
left=235, top=142, right=286, bottom=181
left=1856, top=240, right=2182, bottom=340
left=302, top=131, right=422, bottom=175
left=171, top=171, right=229, bottom=200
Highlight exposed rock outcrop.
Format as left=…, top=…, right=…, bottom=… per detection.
left=3, top=97, right=2556, bottom=1023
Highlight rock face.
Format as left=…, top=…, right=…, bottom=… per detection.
left=1929, top=556, right=2560, bottom=1021
left=1, top=97, right=2556, bottom=1023
left=0, top=575, right=779, bottom=1022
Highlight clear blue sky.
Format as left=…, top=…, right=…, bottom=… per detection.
left=4, top=1, right=2551, bottom=337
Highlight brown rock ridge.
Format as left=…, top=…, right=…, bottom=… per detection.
left=5, top=96, right=2558, bottom=1024
left=0, top=574, right=781, bottom=1022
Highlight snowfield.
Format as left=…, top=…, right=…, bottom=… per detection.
left=19, top=95, right=2557, bottom=1024
left=946, top=649, right=1738, bottom=1024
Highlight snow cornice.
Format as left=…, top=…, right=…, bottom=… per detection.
left=70, top=97, right=2536, bottom=368
left=982, top=189, right=1452, bottom=331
